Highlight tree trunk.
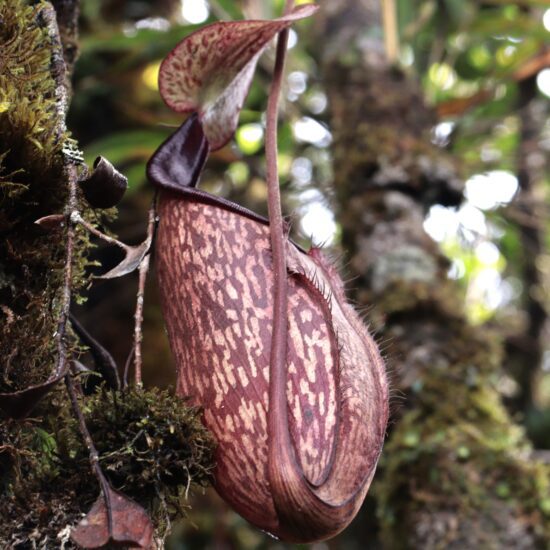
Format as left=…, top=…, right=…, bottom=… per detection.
left=505, top=74, right=549, bottom=447
left=0, top=0, right=85, bottom=396
left=317, top=1, right=550, bottom=548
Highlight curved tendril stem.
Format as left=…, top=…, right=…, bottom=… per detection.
left=266, top=0, right=295, bottom=489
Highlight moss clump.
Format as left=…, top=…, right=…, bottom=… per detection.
left=0, top=411, right=88, bottom=549
left=1, top=387, right=216, bottom=547
left=69, top=387, right=216, bottom=541
left=80, top=388, right=215, bottom=506
left=0, top=418, right=53, bottom=489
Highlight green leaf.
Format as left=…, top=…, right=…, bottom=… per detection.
left=84, top=129, right=172, bottom=167
left=209, top=0, right=244, bottom=20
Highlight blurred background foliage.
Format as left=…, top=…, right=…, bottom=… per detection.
left=68, top=0, right=550, bottom=547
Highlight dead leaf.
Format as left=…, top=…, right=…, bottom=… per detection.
left=70, top=315, right=120, bottom=389
left=97, top=238, right=151, bottom=280
left=79, top=156, right=128, bottom=209
left=35, top=214, right=65, bottom=230
left=71, top=487, right=154, bottom=549
left=70, top=211, right=151, bottom=280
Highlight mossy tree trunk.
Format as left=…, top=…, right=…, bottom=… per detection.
left=506, top=74, right=549, bottom=447
left=0, top=0, right=92, bottom=543
left=0, top=0, right=85, bottom=395
left=317, top=1, right=550, bottom=548
left=0, top=3, right=215, bottom=547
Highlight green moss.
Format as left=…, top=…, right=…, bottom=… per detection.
left=0, top=0, right=86, bottom=392
left=0, top=408, right=87, bottom=548
left=78, top=388, right=215, bottom=503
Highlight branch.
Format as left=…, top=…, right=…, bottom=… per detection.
left=42, top=0, right=117, bottom=526
left=39, top=4, right=80, bottom=378
left=506, top=75, right=547, bottom=414
left=133, top=197, right=157, bottom=387
left=381, top=0, right=399, bottom=64
left=65, top=370, right=113, bottom=514
left=50, top=0, right=81, bottom=80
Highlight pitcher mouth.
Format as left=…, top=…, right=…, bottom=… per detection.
left=146, top=114, right=306, bottom=252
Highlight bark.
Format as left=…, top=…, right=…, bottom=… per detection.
left=0, top=1, right=93, bottom=543
left=50, top=0, right=80, bottom=85
left=317, top=1, right=550, bottom=548
left=0, top=0, right=88, bottom=395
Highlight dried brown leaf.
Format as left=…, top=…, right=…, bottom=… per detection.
left=97, top=239, right=151, bottom=280
left=71, top=487, right=154, bottom=549
left=35, top=213, right=65, bottom=230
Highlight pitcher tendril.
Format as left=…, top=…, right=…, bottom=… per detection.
left=265, top=0, right=294, bottom=497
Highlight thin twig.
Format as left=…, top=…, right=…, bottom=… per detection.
left=266, top=0, right=293, bottom=452
left=71, top=184, right=156, bottom=389
left=133, top=196, right=157, bottom=387
left=55, top=164, right=78, bottom=377
left=42, top=1, right=115, bottom=526
left=154, top=476, right=172, bottom=541
left=70, top=210, right=128, bottom=250
left=39, top=5, right=79, bottom=379
left=65, top=371, right=113, bottom=530
left=381, top=0, right=399, bottom=64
